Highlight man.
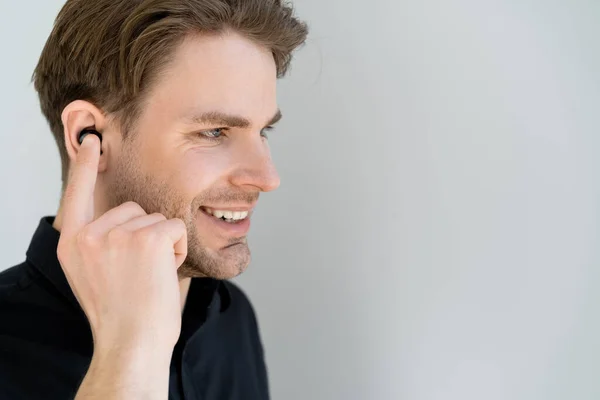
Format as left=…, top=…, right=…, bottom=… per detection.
left=0, top=0, right=307, bottom=398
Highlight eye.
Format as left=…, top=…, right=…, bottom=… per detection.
left=198, top=128, right=225, bottom=141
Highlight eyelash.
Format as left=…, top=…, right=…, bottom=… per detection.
left=198, top=127, right=274, bottom=142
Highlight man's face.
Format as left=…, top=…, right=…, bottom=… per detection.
left=105, top=31, right=280, bottom=280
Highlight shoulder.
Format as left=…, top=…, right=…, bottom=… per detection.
left=0, top=261, right=58, bottom=309
left=0, top=261, right=91, bottom=351
left=0, top=262, right=31, bottom=301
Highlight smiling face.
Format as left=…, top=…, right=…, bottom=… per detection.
left=104, top=31, right=281, bottom=279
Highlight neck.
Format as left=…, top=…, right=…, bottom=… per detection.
left=178, top=278, right=192, bottom=312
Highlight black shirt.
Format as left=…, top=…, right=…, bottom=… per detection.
left=0, top=216, right=270, bottom=399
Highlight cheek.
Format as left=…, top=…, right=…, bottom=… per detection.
left=176, top=148, right=232, bottom=193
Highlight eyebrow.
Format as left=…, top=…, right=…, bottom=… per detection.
left=184, top=109, right=282, bottom=129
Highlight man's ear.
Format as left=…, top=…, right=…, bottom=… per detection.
left=61, top=100, right=108, bottom=171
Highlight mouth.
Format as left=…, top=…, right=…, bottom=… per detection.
left=200, top=206, right=251, bottom=223
left=198, top=206, right=253, bottom=237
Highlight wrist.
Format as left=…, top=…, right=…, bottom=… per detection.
left=93, top=334, right=175, bottom=366
left=80, top=337, right=173, bottom=399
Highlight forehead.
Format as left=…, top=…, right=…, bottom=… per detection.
left=148, top=31, right=278, bottom=122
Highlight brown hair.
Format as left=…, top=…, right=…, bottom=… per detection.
left=32, top=0, right=308, bottom=190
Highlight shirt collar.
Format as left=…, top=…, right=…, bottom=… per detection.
left=25, top=216, right=231, bottom=315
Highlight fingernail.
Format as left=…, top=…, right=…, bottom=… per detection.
left=80, top=133, right=92, bottom=146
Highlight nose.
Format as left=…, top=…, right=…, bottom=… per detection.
left=229, top=137, right=280, bottom=193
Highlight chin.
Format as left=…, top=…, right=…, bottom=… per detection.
left=178, top=242, right=251, bottom=280
left=178, top=263, right=249, bottom=280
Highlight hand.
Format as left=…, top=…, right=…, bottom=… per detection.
left=56, top=134, right=187, bottom=353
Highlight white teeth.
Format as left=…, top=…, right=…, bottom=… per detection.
left=213, top=210, right=225, bottom=219
left=204, top=208, right=249, bottom=221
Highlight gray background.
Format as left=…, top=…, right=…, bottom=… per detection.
left=1, top=0, right=599, bottom=399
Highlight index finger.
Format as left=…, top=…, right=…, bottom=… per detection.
left=60, top=133, right=101, bottom=237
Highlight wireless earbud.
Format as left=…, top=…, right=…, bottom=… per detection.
left=78, top=128, right=103, bottom=154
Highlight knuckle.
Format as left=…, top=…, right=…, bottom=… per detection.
left=151, top=212, right=167, bottom=221
left=107, top=226, right=129, bottom=243
left=76, top=227, right=97, bottom=248
left=172, top=218, right=187, bottom=230
left=121, top=201, right=145, bottom=214
left=133, top=227, right=161, bottom=246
